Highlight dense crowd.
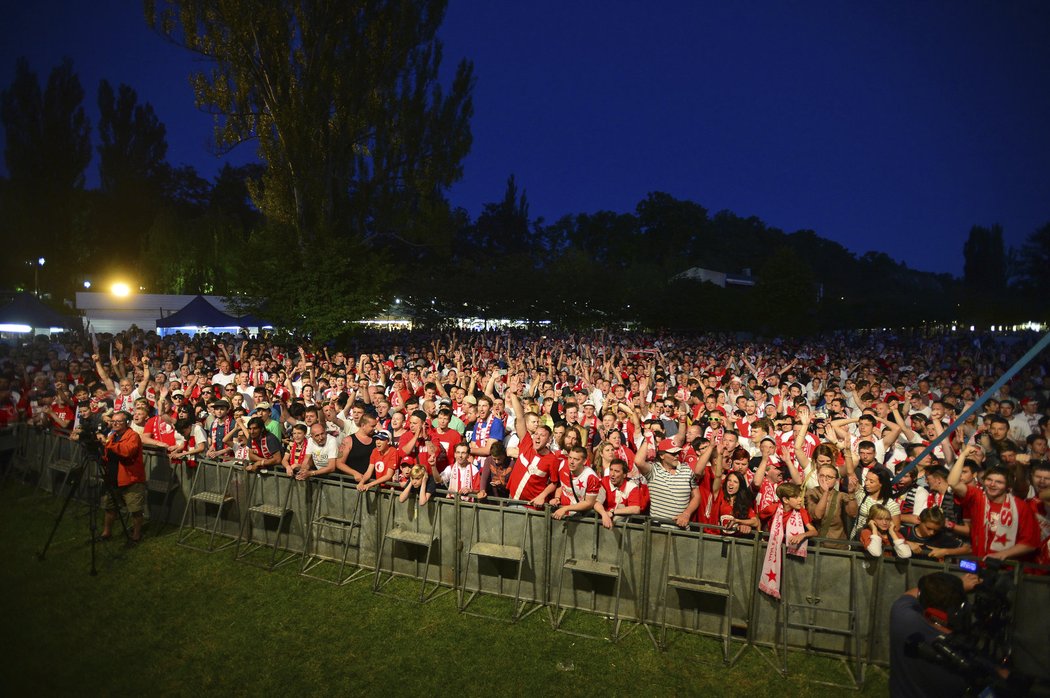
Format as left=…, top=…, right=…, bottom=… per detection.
left=1, top=328, right=1048, bottom=571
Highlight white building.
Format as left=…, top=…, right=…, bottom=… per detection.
left=75, top=293, right=242, bottom=335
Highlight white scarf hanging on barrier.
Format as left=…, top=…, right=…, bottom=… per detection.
left=759, top=509, right=809, bottom=600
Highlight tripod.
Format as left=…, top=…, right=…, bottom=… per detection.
left=38, top=439, right=132, bottom=575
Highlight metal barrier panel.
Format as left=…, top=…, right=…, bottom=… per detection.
left=305, top=477, right=381, bottom=571
left=458, top=499, right=550, bottom=608
left=376, top=487, right=450, bottom=589
left=861, top=556, right=942, bottom=666
left=0, top=426, right=16, bottom=453
left=186, top=459, right=246, bottom=542
left=239, top=469, right=309, bottom=554
left=750, top=541, right=867, bottom=655
left=549, top=514, right=645, bottom=623
left=23, top=427, right=46, bottom=480
left=143, top=449, right=186, bottom=525
left=1012, top=565, right=1050, bottom=682
left=647, top=526, right=758, bottom=636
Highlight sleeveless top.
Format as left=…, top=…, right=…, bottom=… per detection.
left=344, top=433, right=375, bottom=476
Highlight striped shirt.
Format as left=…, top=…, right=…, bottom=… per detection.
left=850, top=492, right=901, bottom=539
left=644, top=462, right=696, bottom=520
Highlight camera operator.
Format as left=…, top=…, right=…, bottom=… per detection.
left=889, top=571, right=976, bottom=697
left=96, top=410, right=146, bottom=542
left=69, top=402, right=101, bottom=442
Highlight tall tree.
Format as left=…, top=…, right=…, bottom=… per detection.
left=1015, top=222, right=1050, bottom=311
left=146, top=0, right=475, bottom=335
left=963, top=224, right=1006, bottom=292
left=97, top=80, right=168, bottom=194
left=95, top=79, right=172, bottom=259
left=145, top=0, right=474, bottom=246
left=0, top=57, right=90, bottom=295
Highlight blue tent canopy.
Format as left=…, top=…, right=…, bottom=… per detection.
left=0, top=293, right=79, bottom=330
left=156, top=296, right=241, bottom=329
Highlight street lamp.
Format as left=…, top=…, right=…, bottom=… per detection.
left=33, top=257, right=45, bottom=297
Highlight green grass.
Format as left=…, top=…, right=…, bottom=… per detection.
left=0, top=480, right=888, bottom=696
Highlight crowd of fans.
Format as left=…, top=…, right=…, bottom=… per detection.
left=1, top=327, right=1048, bottom=568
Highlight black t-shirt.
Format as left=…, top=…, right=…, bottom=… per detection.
left=404, top=477, right=437, bottom=500
left=888, top=595, right=969, bottom=698
left=904, top=528, right=966, bottom=559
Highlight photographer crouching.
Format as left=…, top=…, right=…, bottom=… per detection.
left=95, top=410, right=146, bottom=543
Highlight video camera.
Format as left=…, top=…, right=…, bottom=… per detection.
left=911, top=559, right=1030, bottom=696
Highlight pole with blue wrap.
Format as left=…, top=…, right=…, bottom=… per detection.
left=890, top=331, right=1050, bottom=485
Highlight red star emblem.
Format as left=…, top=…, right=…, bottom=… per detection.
left=993, top=533, right=1008, bottom=546
left=765, top=569, right=777, bottom=582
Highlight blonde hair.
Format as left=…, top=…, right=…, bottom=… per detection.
left=868, top=503, right=892, bottom=522
left=410, top=465, right=427, bottom=480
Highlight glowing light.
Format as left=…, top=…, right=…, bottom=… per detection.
left=83, top=281, right=91, bottom=289
left=38, top=257, right=46, bottom=266
left=0, top=324, right=32, bottom=333
left=111, top=282, right=131, bottom=297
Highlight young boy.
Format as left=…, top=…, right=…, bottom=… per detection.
left=759, top=482, right=818, bottom=599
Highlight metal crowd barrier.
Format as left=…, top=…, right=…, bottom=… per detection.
left=10, top=426, right=1050, bottom=685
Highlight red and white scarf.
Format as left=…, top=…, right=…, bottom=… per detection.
left=250, top=435, right=275, bottom=460
left=986, top=495, right=1020, bottom=554
left=446, top=463, right=478, bottom=498
left=759, top=509, right=809, bottom=600
left=287, top=440, right=308, bottom=467
left=755, top=478, right=778, bottom=512
left=210, top=416, right=233, bottom=450
left=115, top=393, right=135, bottom=413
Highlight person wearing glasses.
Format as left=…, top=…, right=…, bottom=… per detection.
left=97, top=410, right=146, bottom=542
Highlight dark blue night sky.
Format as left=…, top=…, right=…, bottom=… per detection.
left=3, top=1, right=1049, bottom=275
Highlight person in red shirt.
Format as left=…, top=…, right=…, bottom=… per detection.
left=1028, top=462, right=1050, bottom=566
left=552, top=445, right=600, bottom=520
left=97, top=411, right=146, bottom=542
left=595, top=458, right=644, bottom=528
left=357, top=430, right=401, bottom=492
left=44, top=391, right=76, bottom=433
left=142, top=409, right=177, bottom=450
left=947, top=445, right=1040, bottom=561
left=505, top=377, right=558, bottom=507
left=709, top=470, right=759, bottom=535
left=430, top=409, right=461, bottom=466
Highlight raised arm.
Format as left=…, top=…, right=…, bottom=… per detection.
left=946, top=445, right=974, bottom=498
left=93, top=353, right=115, bottom=393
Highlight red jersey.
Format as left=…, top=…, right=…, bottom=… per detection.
left=144, top=415, right=177, bottom=447
left=600, top=475, right=643, bottom=511
left=555, top=463, right=600, bottom=506
left=369, top=446, right=401, bottom=482
left=431, top=428, right=462, bottom=466
left=508, top=433, right=558, bottom=502
left=959, top=486, right=1040, bottom=559
left=48, top=404, right=75, bottom=431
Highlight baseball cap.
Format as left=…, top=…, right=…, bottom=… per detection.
left=374, top=430, right=391, bottom=441
left=254, top=402, right=272, bottom=411
left=657, top=438, right=682, bottom=454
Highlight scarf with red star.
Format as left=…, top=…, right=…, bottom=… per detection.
left=759, top=508, right=808, bottom=600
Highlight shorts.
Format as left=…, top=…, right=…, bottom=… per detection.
left=102, top=482, right=146, bottom=513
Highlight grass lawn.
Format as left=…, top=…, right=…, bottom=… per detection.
left=0, top=480, right=888, bottom=696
